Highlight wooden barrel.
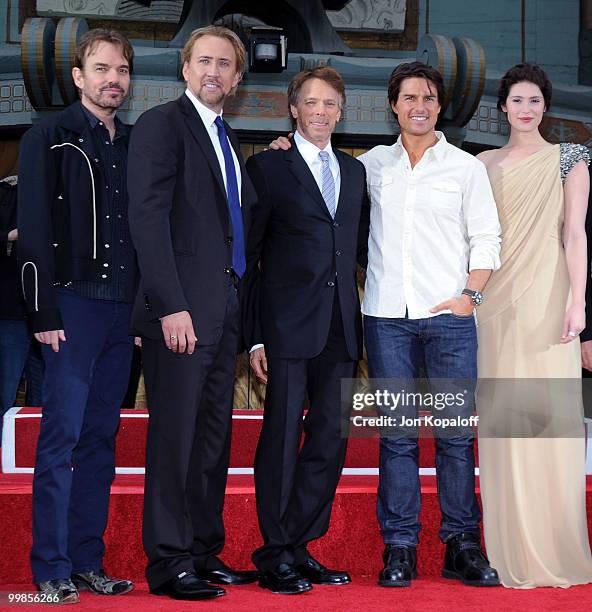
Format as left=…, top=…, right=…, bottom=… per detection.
left=449, top=37, right=486, bottom=127
left=417, top=33, right=457, bottom=114
left=55, top=17, right=89, bottom=106
left=21, top=18, right=56, bottom=110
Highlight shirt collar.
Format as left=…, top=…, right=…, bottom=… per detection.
left=394, top=130, right=448, bottom=162
left=294, top=130, right=335, bottom=166
left=185, top=88, right=222, bottom=128
left=80, top=102, right=128, bottom=139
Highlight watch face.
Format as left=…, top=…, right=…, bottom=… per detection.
left=473, top=291, right=483, bottom=305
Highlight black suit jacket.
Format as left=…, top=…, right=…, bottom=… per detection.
left=127, top=94, right=256, bottom=346
left=244, top=141, right=370, bottom=360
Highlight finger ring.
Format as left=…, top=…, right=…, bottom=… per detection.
left=170, top=335, right=177, bottom=341
left=568, top=331, right=577, bottom=337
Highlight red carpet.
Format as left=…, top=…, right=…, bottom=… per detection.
left=2, top=408, right=592, bottom=609
left=1, top=578, right=590, bottom=612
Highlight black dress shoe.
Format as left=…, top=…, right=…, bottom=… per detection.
left=296, top=556, right=351, bottom=585
left=196, top=560, right=259, bottom=585
left=378, top=545, right=417, bottom=587
left=151, top=571, right=226, bottom=600
left=442, top=533, right=500, bottom=586
left=258, top=563, right=313, bottom=595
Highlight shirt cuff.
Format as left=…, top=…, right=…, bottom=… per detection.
left=250, top=343, right=264, bottom=353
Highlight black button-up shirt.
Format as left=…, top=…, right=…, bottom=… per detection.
left=71, top=106, right=136, bottom=303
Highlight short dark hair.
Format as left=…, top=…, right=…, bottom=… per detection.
left=287, top=66, right=346, bottom=111
left=387, top=61, right=445, bottom=108
left=74, top=28, right=134, bottom=74
left=497, top=63, right=552, bottom=111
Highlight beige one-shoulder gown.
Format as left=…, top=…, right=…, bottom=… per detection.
left=477, top=144, right=592, bottom=588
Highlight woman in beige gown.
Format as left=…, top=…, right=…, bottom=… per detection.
left=476, top=64, right=592, bottom=588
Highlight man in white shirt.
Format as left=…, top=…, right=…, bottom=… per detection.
left=245, top=67, right=370, bottom=594
left=358, top=62, right=501, bottom=587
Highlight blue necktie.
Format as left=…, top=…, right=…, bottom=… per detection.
left=214, top=116, right=246, bottom=278
left=319, top=150, right=336, bottom=218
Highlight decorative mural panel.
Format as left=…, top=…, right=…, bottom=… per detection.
left=37, top=0, right=405, bottom=31
left=327, top=0, right=406, bottom=33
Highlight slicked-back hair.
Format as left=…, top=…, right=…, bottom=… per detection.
left=287, top=66, right=346, bottom=111
left=497, top=63, right=552, bottom=112
left=387, top=61, right=445, bottom=109
left=74, top=28, right=134, bottom=74
left=181, top=26, right=247, bottom=78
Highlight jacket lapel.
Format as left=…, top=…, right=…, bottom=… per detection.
left=179, top=95, right=227, bottom=202
left=333, top=149, right=349, bottom=220
left=286, top=143, right=333, bottom=219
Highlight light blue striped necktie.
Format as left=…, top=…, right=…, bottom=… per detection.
left=319, top=150, right=336, bottom=218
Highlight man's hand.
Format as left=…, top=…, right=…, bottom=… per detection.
left=35, top=329, right=66, bottom=352
left=582, top=340, right=592, bottom=371
left=430, top=295, right=474, bottom=317
left=250, top=346, right=268, bottom=384
left=7, top=228, right=17, bottom=241
left=134, top=336, right=142, bottom=348
left=160, top=310, right=197, bottom=354
left=268, top=133, right=293, bottom=151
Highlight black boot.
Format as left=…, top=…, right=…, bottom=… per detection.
left=442, top=533, right=500, bottom=586
left=378, top=545, right=417, bottom=587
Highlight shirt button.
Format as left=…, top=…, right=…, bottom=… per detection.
left=119, top=239, right=124, bottom=244
left=112, top=164, right=116, bottom=168
left=333, top=221, right=339, bottom=227
left=117, top=214, right=122, bottom=219
left=224, top=268, right=231, bottom=274
left=99, top=121, right=103, bottom=126
left=105, top=141, right=109, bottom=145
left=115, top=189, right=119, bottom=194
left=335, top=250, right=341, bottom=256
left=78, top=138, right=84, bottom=143
left=105, top=243, right=110, bottom=248
left=327, top=281, right=335, bottom=287
left=105, top=215, right=110, bottom=219
left=120, top=265, right=125, bottom=270
left=103, top=263, right=109, bottom=268
left=101, top=274, right=107, bottom=279
left=94, top=158, right=99, bottom=163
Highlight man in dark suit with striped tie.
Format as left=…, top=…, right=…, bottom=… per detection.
left=127, top=26, right=258, bottom=600
left=244, top=67, right=370, bottom=594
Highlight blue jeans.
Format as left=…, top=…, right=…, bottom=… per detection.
left=0, top=319, right=44, bottom=442
left=364, top=313, right=481, bottom=546
left=31, top=289, right=133, bottom=583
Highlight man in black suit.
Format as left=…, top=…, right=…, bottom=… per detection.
left=127, top=26, right=257, bottom=601
left=245, top=67, right=370, bottom=594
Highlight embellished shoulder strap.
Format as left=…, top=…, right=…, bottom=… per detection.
left=560, top=143, right=590, bottom=182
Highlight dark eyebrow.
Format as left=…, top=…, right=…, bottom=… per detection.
left=92, top=62, right=129, bottom=69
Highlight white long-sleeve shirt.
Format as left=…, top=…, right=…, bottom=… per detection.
left=358, top=132, right=501, bottom=319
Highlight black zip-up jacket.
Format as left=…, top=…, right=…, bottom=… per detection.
left=18, top=101, right=127, bottom=332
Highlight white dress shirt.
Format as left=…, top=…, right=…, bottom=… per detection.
left=250, top=131, right=341, bottom=353
left=184, top=88, right=242, bottom=204
left=294, top=130, right=341, bottom=207
left=358, top=132, right=501, bottom=319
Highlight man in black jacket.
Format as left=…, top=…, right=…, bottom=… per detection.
left=245, top=67, right=370, bottom=594
left=127, top=26, right=257, bottom=601
left=18, top=29, right=135, bottom=603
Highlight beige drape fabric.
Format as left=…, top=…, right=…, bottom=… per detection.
left=477, top=145, right=592, bottom=588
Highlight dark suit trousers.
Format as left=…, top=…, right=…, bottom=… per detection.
left=142, top=284, right=239, bottom=589
left=252, top=292, right=357, bottom=571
